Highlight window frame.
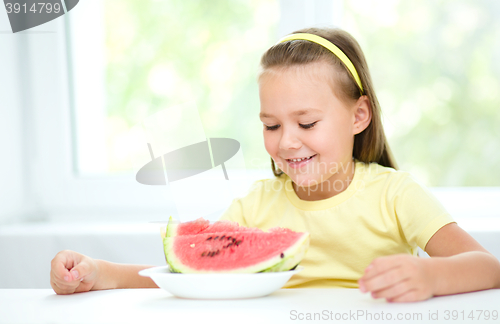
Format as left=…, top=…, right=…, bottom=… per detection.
left=27, top=0, right=500, bottom=222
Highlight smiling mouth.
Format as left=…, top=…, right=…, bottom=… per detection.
left=286, top=154, right=317, bottom=163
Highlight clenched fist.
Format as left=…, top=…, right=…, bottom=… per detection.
left=50, top=250, right=100, bottom=295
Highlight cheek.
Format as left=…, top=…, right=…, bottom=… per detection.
left=263, top=131, right=278, bottom=156
left=313, top=138, right=336, bottom=159
left=320, top=119, right=353, bottom=150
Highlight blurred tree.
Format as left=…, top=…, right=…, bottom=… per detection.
left=103, top=0, right=500, bottom=186
left=344, top=0, right=500, bottom=186
left=103, top=0, right=278, bottom=172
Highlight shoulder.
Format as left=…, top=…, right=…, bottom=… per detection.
left=357, top=161, right=417, bottom=191
left=358, top=161, right=408, bottom=179
left=355, top=161, right=432, bottom=206
left=360, top=162, right=450, bottom=220
left=218, top=175, right=288, bottom=227
left=242, top=175, right=289, bottom=202
left=221, top=175, right=289, bottom=212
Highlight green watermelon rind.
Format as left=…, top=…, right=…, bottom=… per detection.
left=163, top=217, right=310, bottom=273
left=163, top=216, right=182, bottom=273
left=165, top=234, right=309, bottom=274
left=165, top=216, right=178, bottom=239
left=260, top=236, right=310, bottom=272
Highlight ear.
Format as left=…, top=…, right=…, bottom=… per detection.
left=352, top=95, right=372, bottom=135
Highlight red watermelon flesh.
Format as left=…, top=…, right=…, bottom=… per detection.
left=163, top=218, right=310, bottom=273
left=174, top=218, right=210, bottom=236
left=168, top=217, right=260, bottom=237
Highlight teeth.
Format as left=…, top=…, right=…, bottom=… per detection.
left=289, top=155, right=314, bottom=162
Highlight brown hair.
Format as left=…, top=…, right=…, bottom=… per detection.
left=259, top=27, right=398, bottom=176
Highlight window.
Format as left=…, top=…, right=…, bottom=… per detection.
left=28, top=0, right=499, bottom=222
left=71, top=0, right=279, bottom=176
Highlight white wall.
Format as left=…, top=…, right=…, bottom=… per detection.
left=0, top=10, right=28, bottom=224
left=0, top=0, right=499, bottom=290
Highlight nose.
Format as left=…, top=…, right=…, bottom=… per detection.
left=279, top=126, right=302, bottom=151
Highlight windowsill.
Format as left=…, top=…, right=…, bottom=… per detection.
left=0, top=221, right=163, bottom=237
left=1, top=216, right=499, bottom=289
left=3, top=214, right=500, bottom=234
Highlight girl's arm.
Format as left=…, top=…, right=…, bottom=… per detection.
left=94, top=259, right=159, bottom=290
left=358, top=223, right=500, bottom=302
left=423, top=223, right=500, bottom=295
left=50, top=250, right=158, bottom=294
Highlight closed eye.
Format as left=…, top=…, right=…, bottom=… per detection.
left=264, top=121, right=318, bottom=131
left=300, top=121, right=317, bottom=129
left=264, top=124, right=280, bottom=131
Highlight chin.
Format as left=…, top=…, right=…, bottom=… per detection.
left=289, top=174, right=325, bottom=188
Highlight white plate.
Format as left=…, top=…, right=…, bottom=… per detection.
left=139, top=266, right=303, bottom=299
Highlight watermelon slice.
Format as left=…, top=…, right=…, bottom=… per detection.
left=163, top=217, right=309, bottom=273
left=165, top=217, right=260, bottom=238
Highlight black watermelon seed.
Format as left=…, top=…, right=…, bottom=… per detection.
left=220, top=235, right=226, bottom=240
left=214, top=236, right=219, bottom=240
left=227, top=236, right=232, bottom=240
left=280, top=253, right=284, bottom=258
left=201, top=251, right=207, bottom=257
left=207, top=237, right=212, bottom=241
left=235, top=240, right=242, bottom=246
left=225, top=243, right=233, bottom=248
left=232, top=238, right=236, bottom=242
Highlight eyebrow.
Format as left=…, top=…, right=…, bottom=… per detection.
left=259, top=108, right=323, bottom=119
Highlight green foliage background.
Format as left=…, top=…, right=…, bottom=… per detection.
left=102, top=0, right=500, bottom=186
left=344, top=0, right=500, bottom=186
left=103, top=0, right=277, bottom=173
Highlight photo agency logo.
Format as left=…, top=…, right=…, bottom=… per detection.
left=130, top=101, right=249, bottom=222
left=136, top=138, right=240, bottom=185
left=4, top=0, right=79, bottom=33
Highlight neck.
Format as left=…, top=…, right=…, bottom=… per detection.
left=292, top=158, right=356, bottom=201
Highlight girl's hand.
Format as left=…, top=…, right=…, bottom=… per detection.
left=50, top=250, right=100, bottom=295
left=358, top=254, right=435, bottom=303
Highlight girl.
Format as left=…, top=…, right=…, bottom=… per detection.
left=50, top=27, right=500, bottom=302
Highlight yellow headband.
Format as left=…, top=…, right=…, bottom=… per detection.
left=277, top=33, right=364, bottom=94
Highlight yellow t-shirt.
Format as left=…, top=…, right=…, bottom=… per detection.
left=218, top=160, right=455, bottom=289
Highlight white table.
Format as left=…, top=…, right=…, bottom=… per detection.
left=1, top=288, right=499, bottom=324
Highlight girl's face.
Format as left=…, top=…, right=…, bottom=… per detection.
left=259, top=61, right=366, bottom=189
